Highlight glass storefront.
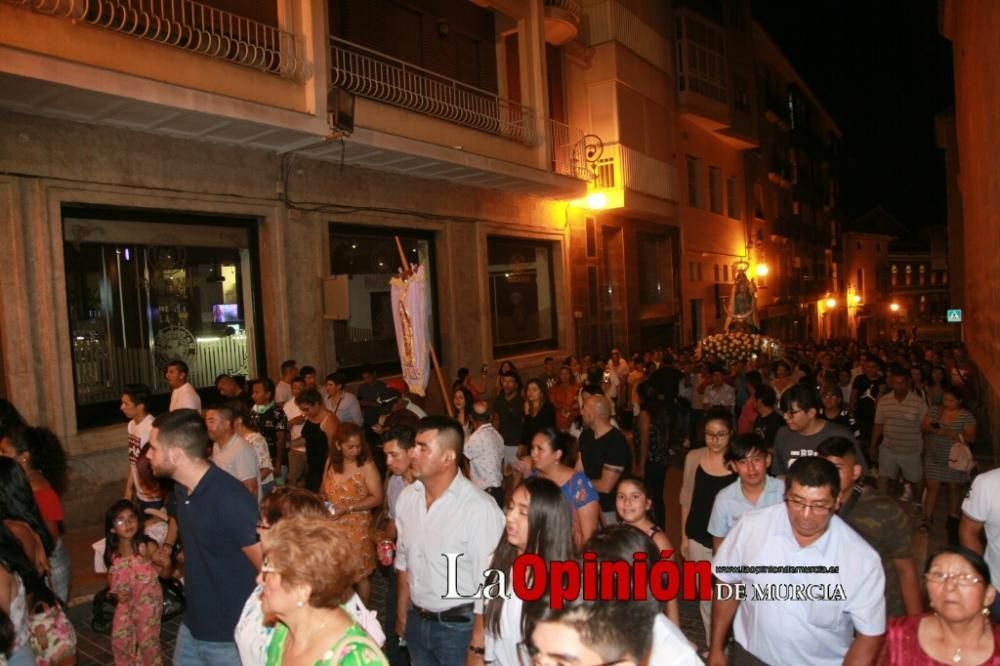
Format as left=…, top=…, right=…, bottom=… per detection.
left=62, top=208, right=262, bottom=428
left=487, top=236, right=558, bottom=356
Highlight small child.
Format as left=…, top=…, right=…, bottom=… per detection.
left=707, top=432, right=784, bottom=551
left=614, top=477, right=681, bottom=627
left=104, top=500, right=163, bottom=666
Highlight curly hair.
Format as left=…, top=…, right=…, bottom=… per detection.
left=327, top=422, right=369, bottom=474
left=0, top=457, right=54, bottom=555
left=262, top=515, right=364, bottom=609
left=8, top=426, right=68, bottom=494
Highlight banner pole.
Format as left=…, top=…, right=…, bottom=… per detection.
left=395, top=237, right=453, bottom=417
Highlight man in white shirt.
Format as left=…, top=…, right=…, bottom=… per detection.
left=464, top=401, right=505, bottom=507
left=699, top=366, right=735, bottom=414
left=395, top=416, right=505, bottom=665
left=961, top=467, right=1000, bottom=617
left=167, top=360, right=201, bottom=413
left=121, top=384, right=161, bottom=510
left=324, top=372, right=364, bottom=426
left=709, top=457, right=885, bottom=666
left=274, top=359, right=297, bottom=406
left=205, top=404, right=259, bottom=499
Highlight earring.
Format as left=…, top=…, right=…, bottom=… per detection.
left=983, top=606, right=990, bottom=616
left=296, top=600, right=305, bottom=608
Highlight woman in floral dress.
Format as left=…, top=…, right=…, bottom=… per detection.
left=319, top=423, right=383, bottom=605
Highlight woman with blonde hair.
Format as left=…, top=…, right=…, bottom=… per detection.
left=319, top=423, right=383, bottom=604
left=260, top=516, right=387, bottom=665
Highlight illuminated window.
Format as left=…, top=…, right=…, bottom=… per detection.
left=487, top=236, right=558, bottom=356
left=891, top=265, right=898, bottom=286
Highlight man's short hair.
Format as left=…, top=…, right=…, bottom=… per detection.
left=291, top=375, right=306, bottom=386
left=296, top=388, right=323, bottom=406
left=416, top=416, right=464, bottom=456
left=300, top=365, right=317, bottom=377
left=123, top=384, right=152, bottom=410
left=251, top=377, right=275, bottom=396
left=816, top=436, right=858, bottom=463
left=327, top=372, right=347, bottom=388
left=215, top=373, right=233, bottom=386
left=470, top=401, right=492, bottom=424
left=206, top=402, right=237, bottom=424
left=280, top=359, right=297, bottom=373
left=780, top=383, right=822, bottom=414
left=756, top=384, right=777, bottom=408
left=152, top=409, right=208, bottom=460
left=725, top=432, right=768, bottom=463
left=166, top=360, right=189, bottom=376
left=531, top=599, right=653, bottom=664
left=360, top=364, right=375, bottom=376
left=381, top=425, right=416, bottom=450
left=543, top=356, right=554, bottom=364
left=785, top=456, right=840, bottom=498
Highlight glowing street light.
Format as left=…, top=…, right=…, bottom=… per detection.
left=755, top=263, right=769, bottom=277
left=586, top=192, right=608, bottom=210
left=851, top=294, right=862, bottom=305
left=825, top=297, right=838, bottom=309
left=890, top=302, right=901, bottom=312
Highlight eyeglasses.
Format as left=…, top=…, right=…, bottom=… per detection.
left=783, top=409, right=804, bottom=418
left=114, top=515, right=138, bottom=526
left=705, top=431, right=731, bottom=440
left=785, top=497, right=835, bottom=515
left=517, top=642, right=629, bottom=666
left=925, top=571, right=983, bottom=587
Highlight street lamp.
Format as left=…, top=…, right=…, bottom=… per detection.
left=890, top=302, right=900, bottom=312
left=851, top=294, right=862, bottom=305
left=825, top=297, right=838, bottom=309
left=755, top=262, right=769, bottom=277
left=585, top=192, right=608, bottom=210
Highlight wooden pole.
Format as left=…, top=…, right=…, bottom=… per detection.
left=394, top=237, right=453, bottom=417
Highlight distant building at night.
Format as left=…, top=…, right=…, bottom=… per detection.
left=840, top=207, right=899, bottom=344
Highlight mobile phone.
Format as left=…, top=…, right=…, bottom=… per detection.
left=480, top=364, right=489, bottom=376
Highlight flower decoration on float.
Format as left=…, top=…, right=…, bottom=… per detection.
left=696, top=332, right=783, bottom=366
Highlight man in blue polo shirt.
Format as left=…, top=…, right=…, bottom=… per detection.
left=148, top=408, right=262, bottom=666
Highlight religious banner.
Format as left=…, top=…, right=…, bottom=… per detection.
left=390, top=264, right=431, bottom=396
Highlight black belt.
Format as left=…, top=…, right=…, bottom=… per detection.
left=412, top=603, right=474, bottom=623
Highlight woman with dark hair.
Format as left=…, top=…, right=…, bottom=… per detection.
left=452, top=385, right=476, bottom=437
left=879, top=546, right=1000, bottom=664
left=1, top=427, right=70, bottom=602
left=529, top=428, right=599, bottom=546
left=296, top=388, right=339, bottom=493
left=927, top=365, right=950, bottom=408
left=636, top=381, right=671, bottom=525
left=484, top=478, right=576, bottom=665
left=0, top=522, right=41, bottom=666
left=0, top=457, right=53, bottom=578
left=922, top=386, right=977, bottom=534
left=522, top=379, right=556, bottom=452
left=0, top=399, right=24, bottom=443
left=770, top=361, right=795, bottom=401
left=319, top=422, right=383, bottom=605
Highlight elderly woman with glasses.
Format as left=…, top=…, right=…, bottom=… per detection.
left=259, top=515, right=387, bottom=666
left=879, top=546, right=1000, bottom=665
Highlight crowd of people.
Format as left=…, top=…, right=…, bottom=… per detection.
left=0, top=338, right=998, bottom=665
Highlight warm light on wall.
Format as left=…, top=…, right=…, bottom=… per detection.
left=755, top=263, right=769, bottom=277
left=825, top=297, right=838, bottom=309
left=890, top=302, right=901, bottom=312
left=851, top=294, right=862, bottom=305
left=586, top=192, right=608, bottom=210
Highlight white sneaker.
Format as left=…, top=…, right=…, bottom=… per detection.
left=899, top=486, right=913, bottom=503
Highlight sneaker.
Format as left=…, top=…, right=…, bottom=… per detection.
left=899, top=486, right=913, bottom=503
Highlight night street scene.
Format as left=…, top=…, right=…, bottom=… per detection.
left=0, top=0, right=998, bottom=665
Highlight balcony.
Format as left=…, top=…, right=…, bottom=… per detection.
left=330, top=37, right=535, bottom=145
left=543, top=0, right=582, bottom=46
left=582, top=0, right=671, bottom=72
left=548, top=119, right=594, bottom=182
left=675, top=9, right=729, bottom=130
left=591, top=143, right=679, bottom=205
left=3, top=0, right=309, bottom=80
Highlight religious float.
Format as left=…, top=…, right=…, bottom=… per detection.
left=696, top=266, right=783, bottom=365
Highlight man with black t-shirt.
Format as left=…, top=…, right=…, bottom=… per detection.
left=850, top=359, right=887, bottom=455
left=577, top=394, right=631, bottom=525
left=752, top=385, right=784, bottom=449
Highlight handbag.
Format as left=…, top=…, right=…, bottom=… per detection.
left=28, top=578, right=77, bottom=666
left=948, top=435, right=975, bottom=473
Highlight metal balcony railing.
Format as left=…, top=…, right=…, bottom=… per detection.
left=330, top=37, right=536, bottom=145
left=592, top=143, right=679, bottom=202
left=4, top=0, right=309, bottom=79
left=547, top=119, right=593, bottom=181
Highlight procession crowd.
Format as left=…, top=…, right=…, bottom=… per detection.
left=2, top=338, right=1000, bottom=666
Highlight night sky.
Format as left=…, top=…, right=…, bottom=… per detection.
left=753, top=0, right=954, bottom=231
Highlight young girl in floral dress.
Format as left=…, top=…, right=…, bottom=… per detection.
left=104, top=500, right=162, bottom=666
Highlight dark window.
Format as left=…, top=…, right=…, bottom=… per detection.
left=487, top=237, right=558, bottom=356
left=637, top=233, right=677, bottom=309
left=585, top=216, right=597, bottom=257
left=328, top=225, right=438, bottom=377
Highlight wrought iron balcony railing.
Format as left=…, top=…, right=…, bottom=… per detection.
left=5, top=0, right=309, bottom=79
left=548, top=119, right=595, bottom=181
left=592, top=143, right=679, bottom=202
left=330, top=37, right=536, bottom=145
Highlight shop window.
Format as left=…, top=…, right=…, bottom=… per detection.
left=329, top=226, right=437, bottom=376
left=63, top=208, right=263, bottom=429
left=637, top=233, right=677, bottom=309
left=487, top=237, right=558, bottom=356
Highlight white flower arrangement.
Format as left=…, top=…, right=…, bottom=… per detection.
left=696, top=332, right=783, bottom=365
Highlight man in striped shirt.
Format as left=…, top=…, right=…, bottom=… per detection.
left=871, top=365, right=928, bottom=504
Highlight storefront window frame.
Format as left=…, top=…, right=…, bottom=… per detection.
left=487, top=235, right=560, bottom=358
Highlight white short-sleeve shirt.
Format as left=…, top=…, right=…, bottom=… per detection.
left=713, top=502, right=885, bottom=666
left=707, top=475, right=785, bottom=540
left=962, top=468, right=1000, bottom=582
left=169, top=382, right=202, bottom=412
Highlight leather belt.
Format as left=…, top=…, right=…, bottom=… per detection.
left=412, top=603, right=474, bottom=623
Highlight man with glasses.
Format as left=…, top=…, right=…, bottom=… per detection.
left=708, top=457, right=885, bottom=666
left=771, top=384, right=867, bottom=477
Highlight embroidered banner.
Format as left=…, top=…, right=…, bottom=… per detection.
left=390, top=265, right=431, bottom=396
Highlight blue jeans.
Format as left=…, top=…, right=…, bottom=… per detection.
left=174, top=623, right=242, bottom=666
left=404, top=606, right=473, bottom=666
